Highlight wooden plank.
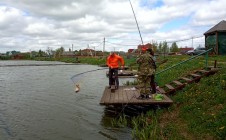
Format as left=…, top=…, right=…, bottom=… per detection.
left=123, top=89, right=130, bottom=104
left=110, top=85, right=115, bottom=93
left=197, top=69, right=212, bottom=76
left=123, top=86, right=140, bottom=104
left=198, top=70, right=209, bottom=73
left=157, top=87, right=166, bottom=94
left=180, top=77, right=192, bottom=82
left=114, top=87, right=119, bottom=103
left=127, top=90, right=137, bottom=104
left=109, top=90, right=115, bottom=104
left=173, top=80, right=183, bottom=86
left=100, top=87, right=108, bottom=104
left=133, top=90, right=144, bottom=104
left=165, top=84, right=175, bottom=90
left=122, top=87, right=129, bottom=104
left=190, top=73, right=201, bottom=77
left=100, top=87, right=111, bottom=105
left=117, top=86, right=124, bottom=103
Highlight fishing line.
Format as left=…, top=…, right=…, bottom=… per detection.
left=129, top=0, right=144, bottom=45
left=71, top=67, right=108, bottom=84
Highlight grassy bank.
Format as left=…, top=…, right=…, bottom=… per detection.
left=130, top=67, right=226, bottom=139
left=113, top=55, right=226, bottom=140
left=34, top=56, right=137, bottom=66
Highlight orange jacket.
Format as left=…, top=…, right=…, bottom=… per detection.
left=107, top=53, right=125, bottom=69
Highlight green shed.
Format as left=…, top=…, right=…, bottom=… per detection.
left=204, top=20, right=226, bottom=55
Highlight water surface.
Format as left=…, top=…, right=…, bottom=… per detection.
left=0, top=60, right=132, bottom=140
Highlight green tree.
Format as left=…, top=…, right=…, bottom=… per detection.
left=162, top=41, right=169, bottom=57
left=157, top=42, right=162, bottom=53
left=151, top=41, right=158, bottom=52
left=170, top=42, right=179, bottom=52
left=38, top=49, right=46, bottom=57
left=55, top=46, right=65, bottom=58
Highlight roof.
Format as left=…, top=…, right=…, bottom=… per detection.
left=62, top=51, right=75, bottom=55
left=81, top=48, right=94, bottom=51
left=128, top=49, right=134, bottom=53
left=180, top=47, right=194, bottom=51
left=204, top=20, right=226, bottom=35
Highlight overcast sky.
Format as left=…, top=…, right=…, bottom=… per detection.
left=0, top=0, right=225, bottom=53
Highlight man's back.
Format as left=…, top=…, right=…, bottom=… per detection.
left=137, top=52, right=155, bottom=75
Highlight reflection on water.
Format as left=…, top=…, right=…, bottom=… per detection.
left=0, top=60, right=133, bottom=140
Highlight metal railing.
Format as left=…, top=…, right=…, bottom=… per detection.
left=155, top=48, right=213, bottom=82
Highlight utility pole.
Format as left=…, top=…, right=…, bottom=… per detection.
left=103, top=37, right=105, bottom=56
left=93, top=46, right=96, bottom=57
left=72, top=44, right=73, bottom=51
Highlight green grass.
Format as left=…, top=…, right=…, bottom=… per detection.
left=127, top=67, right=226, bottom=140
left=174, top=68, right=226, bottom=139
left=110, top=55, right=226, bottom=140
left=34, top=56, right=137, bottom=66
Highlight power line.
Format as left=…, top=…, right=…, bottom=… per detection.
left=106, top=37, right=141, bottom=42
left=165, top=35, right=204, bottom=43
left=105, top=41, right=138, bottom=46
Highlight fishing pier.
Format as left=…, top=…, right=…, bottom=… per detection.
left=100, top=86, right=173, bottom=106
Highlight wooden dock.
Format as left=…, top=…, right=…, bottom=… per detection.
left=100, top=86, right=173, bottom=105
left=106, top=70, right=138, bottom=78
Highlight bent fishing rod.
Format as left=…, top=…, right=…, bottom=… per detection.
left=129, top=0, right=144, bottom=45
left=71, top=67, right=108, bottom=83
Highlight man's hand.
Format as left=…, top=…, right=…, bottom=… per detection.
left=121, top=65, right=124, bottom=70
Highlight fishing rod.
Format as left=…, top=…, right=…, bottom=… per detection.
left=129, top=0, right=144, bottom=45
left=71, top=67, right=108, bottom=84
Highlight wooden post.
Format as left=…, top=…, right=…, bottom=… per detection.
left=216, top=32, right=219, bottom=55
left=214, top=60, right=217, bottom=68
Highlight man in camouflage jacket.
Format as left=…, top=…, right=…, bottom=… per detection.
left=136, top=48, right=156, bottom=99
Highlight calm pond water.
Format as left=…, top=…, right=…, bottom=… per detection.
left=0, top=60, right=132, bottom=140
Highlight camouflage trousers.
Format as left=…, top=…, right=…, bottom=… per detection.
left=137, top=74, right=152, bottom=95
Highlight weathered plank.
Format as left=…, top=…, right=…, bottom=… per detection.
left=157, top=87, right=166, bottom=94
left=118, top=86, right=124, bottom=103
left=198, top=70, right=209, bottom=73
left=165, top=84, right=175, bottom=90
left=109, top=89, right=115, bottom=104
left=173, top=80, right=183, bottom=86
left=100, top=87, right=111, bottom=104
left=180, top=77, right=192, bottom=82
left=190, top=73, right=201, bottom=77
left=114, top=87, right=119, bottom=103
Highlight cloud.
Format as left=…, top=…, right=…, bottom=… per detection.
left=0, top=6, right=27, bottom=36
left=191, top=0, right=226, bottom=26
left=0, top=0, right=225, bottom=53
